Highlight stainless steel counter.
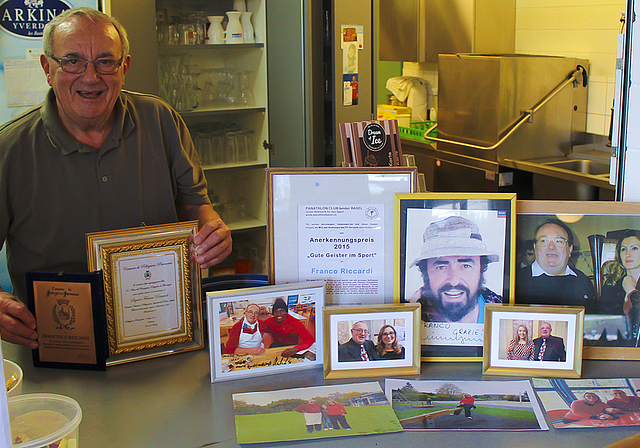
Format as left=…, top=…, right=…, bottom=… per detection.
left=3, top=341, right=640, bottom=448
left=402, top=138, right=615, bottom=196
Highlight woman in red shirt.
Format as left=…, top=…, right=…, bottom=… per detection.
left=325, top=399, right=352, bottom=430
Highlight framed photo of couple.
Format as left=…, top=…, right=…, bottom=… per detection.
left=323, top=303, right=421, bottom=379
left=394, top=192, right=517, bottom=361
left=206, top=281, right=325, bottom=382
left=483, top=304, right=585, bottom=378
left=516, top=201, right=640, bottom=360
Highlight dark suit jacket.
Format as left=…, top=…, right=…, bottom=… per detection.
left=337, top=339, right=379, bottom=361
left=533, top=335, right=566, bottom=362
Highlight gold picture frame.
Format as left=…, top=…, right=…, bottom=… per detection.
left=483, top=304, right=585, bottom=378
left=517, top=200, right=640, bottom=360
left=395, top=192, right=517, bottom=362
left=323, top=303, right=421, bottom=379
left=86, top=221, right=203, bottom=366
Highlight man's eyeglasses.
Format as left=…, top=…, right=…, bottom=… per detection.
left=352, top=328, right=368, bottom=334
left=536, top=236, right=568, bottom=247
left=49, top=55, right=123, bottom=75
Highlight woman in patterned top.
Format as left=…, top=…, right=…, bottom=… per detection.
left=507, top=324, right=535, bottom=360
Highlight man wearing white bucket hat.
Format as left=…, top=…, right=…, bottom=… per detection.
left=408, top=216, right=503, bottom=323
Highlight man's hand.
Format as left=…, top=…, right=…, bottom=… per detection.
left=178, top=203, right=232, bottom=269
left=236, top=346, right=266, bottom=355
left=192, top=217, right=232, bottom=269
left=280, top=347, right=299, bottom=358
left=0, top=291, right=38, bottom=349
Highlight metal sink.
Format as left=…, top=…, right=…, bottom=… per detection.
left=542, top=159, right=610, bottom=176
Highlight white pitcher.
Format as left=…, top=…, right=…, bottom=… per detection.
left=206, top=16, right=225, bottom=45
left=233, top=0, right=246, bottom=12
left=225, top=11, right=244, bottom=44
left=240, top=12, right=254, bottom=43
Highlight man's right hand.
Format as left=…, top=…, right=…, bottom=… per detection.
left=0, top=290, right=38, bottom=348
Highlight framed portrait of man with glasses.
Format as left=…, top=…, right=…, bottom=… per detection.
left=516, top=200, right=640, bottom=360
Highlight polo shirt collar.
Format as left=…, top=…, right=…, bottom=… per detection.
left=39, top=89, right=135, bottom=154
left=531, top=260, right=577, bottom=277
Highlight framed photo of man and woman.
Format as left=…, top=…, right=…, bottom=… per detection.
left=483, top=304, right=585, bottom=378
left=395, top=193, right=517, bottom=361
left=516, top=201, right=640, bottom=360
left=323, top=303, right=421, bottom=379
left=206, top=281, right=325, bottom=382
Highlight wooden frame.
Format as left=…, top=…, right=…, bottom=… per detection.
left=207, top=281, right=325, bottom=382
left=483, top=304, right=585, bottom=378
left=395, top=192, right=517, bottom=361
left=86, top=221, right=203, bottom=366
left=267, top=167, right=417, bottom=306
left=517, top=200, right=640, bottom=360
left=323, top=303, right=421, bottom=379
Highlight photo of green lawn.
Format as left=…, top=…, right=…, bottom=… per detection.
left=233, top=382, right=403, bottom=444
left=385, top=379, right=548, bottom=431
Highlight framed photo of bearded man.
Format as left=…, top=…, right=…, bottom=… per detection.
left=395, top=193, right=516, bottom=361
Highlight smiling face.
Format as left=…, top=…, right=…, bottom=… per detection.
left=41, top=16, right=130, bottom=132
left=620, top=236, right=640, bottom=271
left=539, top=322, right=552, bottom=338
left=534, top=223, right=572, bottom=276
left=517, top=325, right=528, bottom=342
left=273, top=308, right=288, bottom=324
left=583, top=393, right=600, bottom=404
left=380, top=326, right=396, bottom=348
left=351, top=322, right=369, bottom=344
left=425, top=255, right=482, bottom=321
left=244, top=304, right=260, bottom=325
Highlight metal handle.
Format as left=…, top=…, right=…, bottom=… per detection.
left=423, top=67, right=587, bottom=151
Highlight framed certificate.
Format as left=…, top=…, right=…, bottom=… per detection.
left=26, top=271, right=107, bottom=370
left=86, top=221, right=204, bottom=366
left=267, top=167, right=417, bottom=306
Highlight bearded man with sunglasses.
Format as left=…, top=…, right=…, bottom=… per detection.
left=516, top=219, right=596, bottom=312
left=0, top=8, right=231, bottom=348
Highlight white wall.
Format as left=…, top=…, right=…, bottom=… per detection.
left=399, top=0, right=626, bottom=136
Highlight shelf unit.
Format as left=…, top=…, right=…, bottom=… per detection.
left=154, top=0, right=269, bottom=275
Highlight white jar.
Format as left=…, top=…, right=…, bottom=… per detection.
left=225, top=11, right=244, bottom=44
left=240, top=12, right=254, bottom=43
left=206, top=16, right=225, bottom=45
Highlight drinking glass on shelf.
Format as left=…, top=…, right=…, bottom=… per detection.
left=238, top=70, right=254, bottom=106
left=225, top=130, right=241, bottom=163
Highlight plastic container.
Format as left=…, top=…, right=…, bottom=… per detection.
left=8, top=393, right=82, bottom=448
left=398, top=120, right=437, bottom=144
left=3, top=359, right=23, bottom=397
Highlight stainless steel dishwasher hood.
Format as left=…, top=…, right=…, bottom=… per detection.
left=436, top=54, right=589, bottom=168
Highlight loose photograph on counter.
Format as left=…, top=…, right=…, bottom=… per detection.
left=533, top=377, right=640, bottom=429
left=323, top=303, right=421, bottom=379
left=516, top=201, right=640, bottom=359
left=233, top=381, right=403, bottom=444
left=207, top=281, right=325, bottom=382
left=384, top=379, right=548, bottom=431
left=395, top=193, right=516, bottom=361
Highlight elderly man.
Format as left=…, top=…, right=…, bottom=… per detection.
left=606, top=390, right=640, bottom=413
left=533, top=322, right=566, bottom=362
left=338, top=321, right=379, bottom=361
left=263, top=298, right=315, bottom=358
left=408, top=215, right=502, bottom=323
left=0, top=8, right=232, bottom=349
left=516, top=219, right=595, bottom=312
left=224, top=303, right=265, bottom=355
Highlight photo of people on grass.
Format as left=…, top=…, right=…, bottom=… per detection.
left=533, top=377, right=640, bottom=429
left=233, top=382, right=402, bottom=443
left=385, top=379, right=548, bottom=431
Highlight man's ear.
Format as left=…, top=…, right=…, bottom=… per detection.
left=40, top=53, right=53, bottom=86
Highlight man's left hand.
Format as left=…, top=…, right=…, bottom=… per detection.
left=192, top=217, right=232, bottom=269
left=280, top=347, right=299, bottom=358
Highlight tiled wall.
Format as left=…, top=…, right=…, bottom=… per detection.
left=401, top=0, right=626, bottom=136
